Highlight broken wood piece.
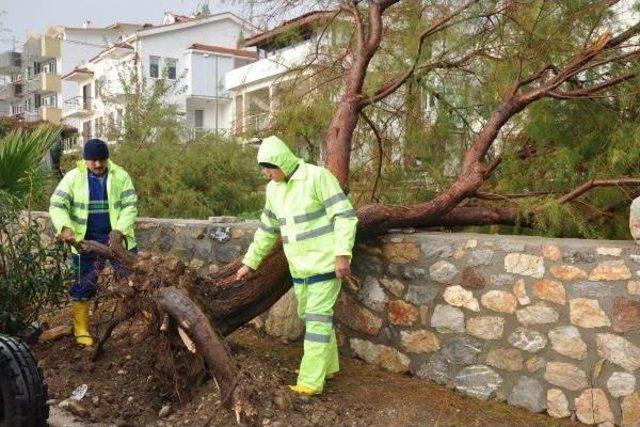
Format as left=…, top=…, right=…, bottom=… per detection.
left=178, top=327, right=197, bottom=353
left=39, top=325, right=72, bottom=342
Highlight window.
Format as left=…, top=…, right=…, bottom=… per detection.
left=94, top=79, right=102, bottom=99
left=83, top=121, right=92, bottom=139
left=165, top=58, right=177, bottom=80
left=95, top=117, right=103, bottom=137
left=149, top=56, right=160, bottom=78
left=194, top=109, right=204, bottom=128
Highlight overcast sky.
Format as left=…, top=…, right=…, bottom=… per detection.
left=0, top=0, right=247, bottom=50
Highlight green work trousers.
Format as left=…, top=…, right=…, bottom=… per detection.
left=293, top=276, right=341, bottom=391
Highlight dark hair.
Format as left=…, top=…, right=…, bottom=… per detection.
left=259, top=162, right=279, bottom=169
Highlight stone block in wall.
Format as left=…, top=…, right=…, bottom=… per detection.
left=335, top=291, right=382, bottom=336
left=382, top=242, right=420, bottom=264
left=429, top=260, right=458, bottom=283
left=485, top=348, right=523, bottom=372
left=531, top=279, right=566, bottom=305
left=414, top=353, right=449, bottom=385
left=400, top=330, right=440, bottom=354
left=453, top=365, right=502, bottom=400
left=508, top=327, right=547, bottom=353
left=544, top=362, right=588, bottom=391
left=504, top=253, right=544, bottom=278
left=388, top=300, right=418, bottom=326
left=622, top=392, right=640, bottom=426
left=265, top=288, right=303, bottom=341
left=589, top=260, right=632, bottom=281
left=430, top=304, right=465, bottom=333
left=508, top=376, right=545, bottom=413
left=569, top=298, right=610, bottom=328
left=574, top=388, right=614, bottom=425
left=466, top=249, right=494, bottom=266
left=541, top=244, right=562, bottom=261
left=421, top=242, right=454, bottom=258
left=481, top=290, right=517, bottom=313
left=350, top=338, right=410, bottom=373
left=490, top=273, right=516, bottom=287
left=612, top=297, right=640, bottom=333
left=596, top=333, right=640, bottom=372
left=546, top=389, right=570, bottom=418
left=550, top=265, right=588, bottom=280
left=357, top=276, right=388, bottom=312
left=443, top=285, right=479, bottom=311
left=606, top=371, right=636, bottom=398
left=547, top=326, right=587, bottom=360
left=379, top=276, right=405, bottom=297
left=404, top=284, right=438, bottom=305
left=630, top=196, right=640, bottom=240
left=441, top=335, right=482, bottom=366
left=460, top=267, right=486, bottom=289
left=466, top=316, right=504, bottom=340
left=352, top=254, right=384, bottom=276
left=516, top=302, right=559, bottom=325
left=569, top=280, right=619, bottom=299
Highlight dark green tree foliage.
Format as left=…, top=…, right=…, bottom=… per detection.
left=264, top=0, right=640, bottom=238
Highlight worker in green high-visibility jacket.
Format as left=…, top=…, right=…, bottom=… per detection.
left=236, top=135, right=358, bottom=396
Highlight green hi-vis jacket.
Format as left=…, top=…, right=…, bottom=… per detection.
left=242, top=136, right=358, bottom=278
left=49, top=160, right=138, bottom=252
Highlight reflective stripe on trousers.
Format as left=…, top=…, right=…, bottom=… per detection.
left=293, top=276, right=341, bottom=391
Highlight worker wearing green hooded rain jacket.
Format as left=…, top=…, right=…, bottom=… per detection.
left=237, top=136, right=358, bottom=395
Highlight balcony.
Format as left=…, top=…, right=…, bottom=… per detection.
left=0, top=51, right=21, bottom=75
left=62, top=136, right=80, bottom=153
left=22, top=106, right=62, bottom=123
left=40, top=106, right=61, bottom=123
left=0, top=82, right=23, bottom=100
left=26, top=73, right=61, bottom=94
left=41, top=37, right=61, bottom=59
left=63, top=96, right=93, bottom=118
left=239, top=112, right=270, bottom=134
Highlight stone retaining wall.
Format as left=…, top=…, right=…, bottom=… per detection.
left=34, top=214, right=640, bottom=425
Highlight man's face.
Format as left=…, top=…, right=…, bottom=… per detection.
left=262, top=166, right=286, bottom=182
left=85, top=159, right=108, bottom=176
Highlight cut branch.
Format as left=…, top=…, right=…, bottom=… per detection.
left=557, top=178, right=640, bottom=203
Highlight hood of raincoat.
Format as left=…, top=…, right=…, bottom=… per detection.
left=257, top=136, right=301, bottom=177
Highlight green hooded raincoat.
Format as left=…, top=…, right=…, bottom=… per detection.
left=242, top=136, right=358, bottom=392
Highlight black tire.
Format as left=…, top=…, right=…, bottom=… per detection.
left=0, top=334, right=48, bottom=427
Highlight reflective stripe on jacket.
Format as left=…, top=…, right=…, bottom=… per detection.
left=49, top=159, right=138, bottom=252
left=242, top=136, right=357, bottom=277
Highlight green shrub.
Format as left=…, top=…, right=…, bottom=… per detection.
left=62, top=134, right=265, bottom=219
left=0, top=192, right=70, bottom=335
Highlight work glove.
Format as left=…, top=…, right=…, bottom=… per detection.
left=58, top=227, right=76, bottom=245
left=108, top=230, right=125, bottom=251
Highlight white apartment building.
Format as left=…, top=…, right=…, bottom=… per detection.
left=61, top=12, right=256, bottom=146
left=224, top=11, right=335, bottom=135
left=13, top=23, right=141, bottom=123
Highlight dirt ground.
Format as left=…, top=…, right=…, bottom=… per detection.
left=34, top=303, right=584, bottom=427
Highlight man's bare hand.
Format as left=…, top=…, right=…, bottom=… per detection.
left=58, top=227, right=76, bottom=244
left=335, top=255, right=351, bottom=279
left=236, top=265, right=252, bottom=281
left=108, top=230, right=125, bottom=251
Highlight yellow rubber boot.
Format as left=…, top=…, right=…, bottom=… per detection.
left=72, top=301, right=93, bottom=347
left=288, top=385, right=321, bottom=396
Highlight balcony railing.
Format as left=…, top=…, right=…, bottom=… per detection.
left=63, top=96, right=93, bottom=117
left=21, top=106, right=62, bottom=123
left=242, top=112, right=270, bottom=134
left=0, top=51, right=21, bottom=74
left=0, top=82, right=23, bottom=100
left=25, top=73, right=61, bottom=94
left=62, top=136, right=80, bottom=153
